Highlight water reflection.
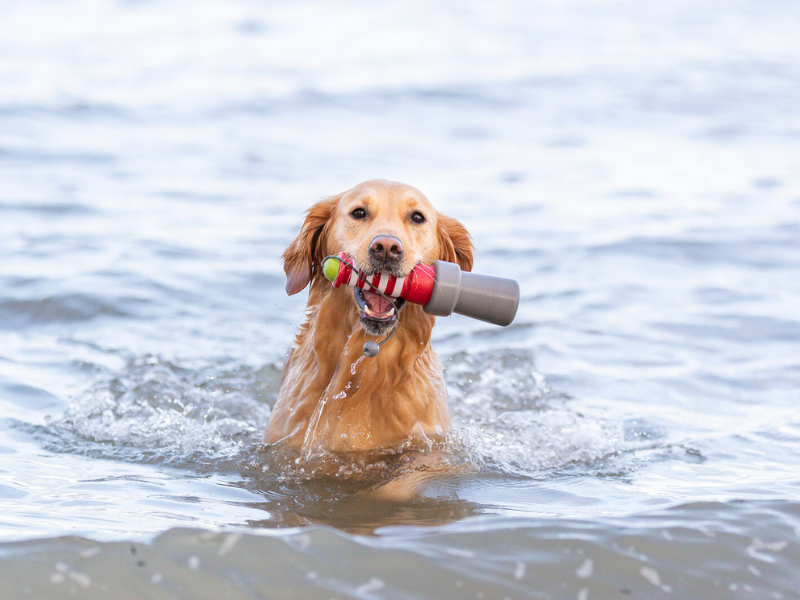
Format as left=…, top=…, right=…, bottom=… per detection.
left=236, top=443, right=484, bottom=534
left=241, top=480, right=484, bottom=535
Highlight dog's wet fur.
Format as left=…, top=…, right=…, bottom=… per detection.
left=264, top=180, right=473, bottom=461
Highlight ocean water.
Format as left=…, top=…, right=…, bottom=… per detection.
left=1, top=0, right=800, bottom=598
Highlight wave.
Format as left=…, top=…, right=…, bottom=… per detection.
left=0, top=294, right=133, bottom=328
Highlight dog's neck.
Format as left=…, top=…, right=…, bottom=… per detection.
left=264, top=278, right=450, bottom=455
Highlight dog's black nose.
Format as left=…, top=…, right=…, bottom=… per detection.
left=369, top=236, right=404, bottom=262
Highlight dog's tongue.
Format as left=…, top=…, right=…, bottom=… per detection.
left=362, top=289, right=394, bottom=318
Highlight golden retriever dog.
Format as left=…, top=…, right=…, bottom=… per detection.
left=264, top=180, right=473, bottom=463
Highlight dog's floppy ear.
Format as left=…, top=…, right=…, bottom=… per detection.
left=283, top=197, right=338, bottom=295
left=437, top=213, right=474, bottom=272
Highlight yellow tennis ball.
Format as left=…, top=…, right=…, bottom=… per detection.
left=322, top=257, right=340, bottom=282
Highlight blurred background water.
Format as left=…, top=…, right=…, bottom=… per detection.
left=1, top=0, right=800, bottom=598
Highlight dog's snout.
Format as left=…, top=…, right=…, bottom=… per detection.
left=369, top=236, right=404, bottom=262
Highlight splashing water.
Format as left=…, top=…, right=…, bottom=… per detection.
left=13, top=344, right=627, bottom=485
left=31, top=347, right=623, bottom=482
left=35, top=354, right=277, bottom=470
left=350, top=354, right=366, bottom=375
left=445, top=350, right=624, bottom=475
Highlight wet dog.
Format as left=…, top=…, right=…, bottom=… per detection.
left=264, top=180, right=472, bottom=461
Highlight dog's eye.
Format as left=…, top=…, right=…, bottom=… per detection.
left=410, top=211, right=426, bottom=224
left=350, top=208, right=367, bottom=220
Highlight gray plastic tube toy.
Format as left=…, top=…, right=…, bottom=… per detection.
left=424, top=260, right=519, bottom=326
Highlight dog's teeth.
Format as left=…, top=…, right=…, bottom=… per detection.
left=364, top=305, right=395, bottom=320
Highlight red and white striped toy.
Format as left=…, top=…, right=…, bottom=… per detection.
left=321, top=252, right=435, bottom=306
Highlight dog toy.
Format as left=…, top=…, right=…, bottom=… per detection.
left=321, top=252, right=519, bottom=327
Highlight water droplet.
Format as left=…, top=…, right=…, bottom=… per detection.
left=640, top=567, right=670, bottom=592
left=576, top=559, right=593, bottom=579
left=356, top=578, right=385, bottom=594
left=68, top=571, right=92, bottom=588
left=351, top=355, right=366, bottom=374
left=217, top=533, right=242, bottom=557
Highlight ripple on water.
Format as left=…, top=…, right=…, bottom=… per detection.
left=1, top=500, right=798, bottom=599
left=0, top=294, right=132, bottom=328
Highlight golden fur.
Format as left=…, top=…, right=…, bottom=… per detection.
left=264, top=180, right=473, bottom=458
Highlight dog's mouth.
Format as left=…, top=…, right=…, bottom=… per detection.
left=353, top=287, right=406, bottom=322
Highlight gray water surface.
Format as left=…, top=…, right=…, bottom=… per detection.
left=1, top=0, right=800, bottom=598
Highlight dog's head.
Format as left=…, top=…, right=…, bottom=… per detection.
left=283, top=180, right=473, bottom=335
